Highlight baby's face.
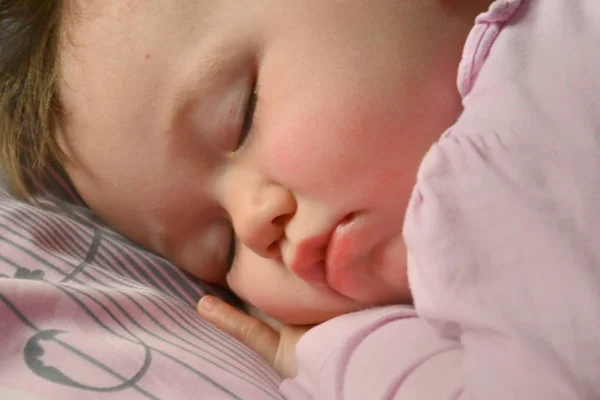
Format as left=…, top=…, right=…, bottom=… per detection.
left=59, top=0, right=464, bottom=324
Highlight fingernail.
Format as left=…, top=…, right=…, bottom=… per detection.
left=199, top=296, right=216, bottom=312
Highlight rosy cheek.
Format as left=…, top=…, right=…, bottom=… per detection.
left=259, top=113, right=356, bottom=195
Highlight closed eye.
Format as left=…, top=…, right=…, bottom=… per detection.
left=236, top=85, right=258, bottom=149
left=228, top=84, right=257, bottom=267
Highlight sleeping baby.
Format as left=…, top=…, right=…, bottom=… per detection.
left=3, top=0, right=600, bottom=398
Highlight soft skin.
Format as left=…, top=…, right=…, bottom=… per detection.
left=59, top=0, right=488, bottom=324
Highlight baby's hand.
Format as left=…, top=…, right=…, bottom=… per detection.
left=197, top=296, right=312, bottom=378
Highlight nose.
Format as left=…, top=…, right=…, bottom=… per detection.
left=230, top=182, right=296, bottom=259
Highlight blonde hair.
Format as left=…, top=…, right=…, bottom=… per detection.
left=0, top=0, right=65, bottom=199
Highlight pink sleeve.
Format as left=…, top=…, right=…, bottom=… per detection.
left=280, top=127, right=600, bottom=399
left=280, top=306, right=464, bottom=399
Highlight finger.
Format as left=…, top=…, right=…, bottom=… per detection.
left=274, top=325, right=311, bottom=378
left=197, top=296, right=280, bottom=367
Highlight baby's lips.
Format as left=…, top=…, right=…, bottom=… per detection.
left=289, top=230, right=333, bottom=285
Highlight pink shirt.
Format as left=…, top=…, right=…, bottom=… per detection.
left=281, top=0, right=600, bottom=398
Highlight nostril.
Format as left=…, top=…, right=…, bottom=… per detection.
left=272, top=214, right=289, bottom=227
left=341, top=212, right=356, bottom=224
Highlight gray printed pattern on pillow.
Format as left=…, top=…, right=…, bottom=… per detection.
left=0, top=175, right=282, bottom=399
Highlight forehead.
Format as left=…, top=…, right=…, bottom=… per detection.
left=58, top=0, right=234, bottom=124
left=66, top=0, right=214, bottom=20
left=64, top=0, right=249, bottom=79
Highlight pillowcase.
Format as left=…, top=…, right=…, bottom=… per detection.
left=0, top=175, right=283, bottom=399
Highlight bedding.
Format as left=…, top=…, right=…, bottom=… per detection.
left=0, top=175, right=283, bottom=399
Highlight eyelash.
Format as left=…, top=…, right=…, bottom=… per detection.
left=228, top=84, right=258, bottom=269
left=237, top=85, right=258, bottom=149
left=227, top=231, right=236, bottom=271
